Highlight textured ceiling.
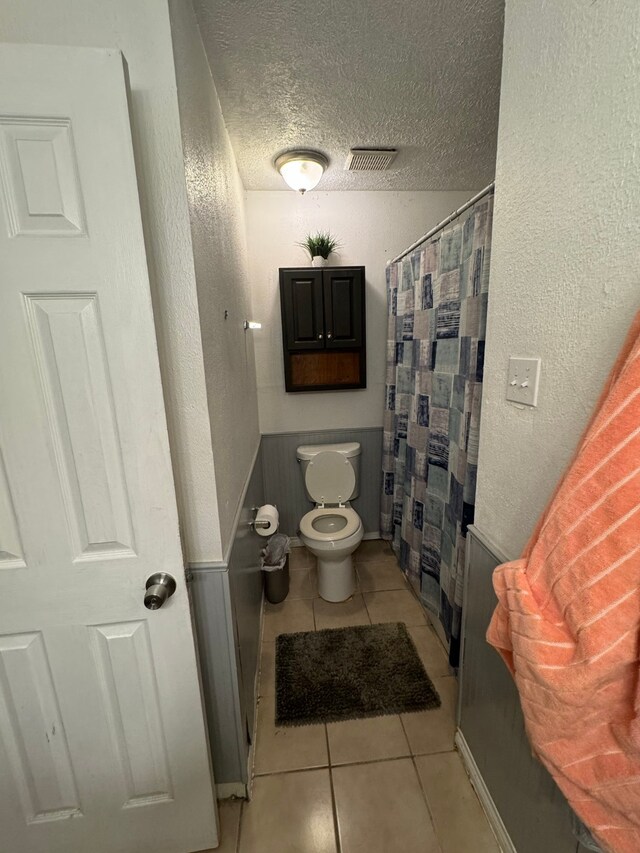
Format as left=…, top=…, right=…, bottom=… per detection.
left=193, top=0, right=505, bottom=191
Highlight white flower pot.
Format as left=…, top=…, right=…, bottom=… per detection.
left=311, top=255, right=328, bottom=268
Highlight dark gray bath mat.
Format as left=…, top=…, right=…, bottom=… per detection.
left=275, top=622, right=441, bottom=726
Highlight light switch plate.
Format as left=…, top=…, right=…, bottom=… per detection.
left=506, top=357, right=541, bottom=406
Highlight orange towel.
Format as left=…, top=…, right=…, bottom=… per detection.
left=487, top=310, right=640, bottom=853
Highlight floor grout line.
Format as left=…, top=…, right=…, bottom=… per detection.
left=398, top=712, right=409, bottom=738
left=251, top=747, right=457, bottom=778
left=412, top=744, right=458, bottom=757
left=254, top=763, right=333, bottom=777
left=324, top=725, right=342, bottom=853
left=253, top=762, right=330, bottom=778
left=411, top=753, right=445, bottom=853
left=361, top=587, right=373, bottom=623
left=234, top=798, right=244, bottom=853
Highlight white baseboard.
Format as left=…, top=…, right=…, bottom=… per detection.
left=289, top=531, right=381, bottom=549
left=455, top=730, right=515, bottom=853
left=215, top=781, right=247, bottom=800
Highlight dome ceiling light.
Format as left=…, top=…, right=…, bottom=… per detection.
left=274, top=150, right=329, bottom=194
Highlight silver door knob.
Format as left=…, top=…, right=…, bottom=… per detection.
left=318, top=333, right=323, bottom=340
left=327, top=333, right=333, bottom=339
left=144, top=572, right=176, bottom=610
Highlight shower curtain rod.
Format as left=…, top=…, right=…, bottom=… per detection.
left=389, top=181, right=495, bottom=264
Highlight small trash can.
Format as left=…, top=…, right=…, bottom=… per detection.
left=261, top=534, right=290, bottom=604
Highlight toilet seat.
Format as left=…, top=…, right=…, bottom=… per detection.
left=304, top=450, right=356, bottom=507
left=299, top=506, right=361, bottom=542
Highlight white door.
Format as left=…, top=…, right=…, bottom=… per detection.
left=0, top=44, right=218, bottom=853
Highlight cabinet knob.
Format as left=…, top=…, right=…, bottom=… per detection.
left=327, top=333, right=333, bottom=339
left=318, top=333, right=323, bottom=340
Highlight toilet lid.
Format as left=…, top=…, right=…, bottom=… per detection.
left=305, top=450, right=355, bottom=505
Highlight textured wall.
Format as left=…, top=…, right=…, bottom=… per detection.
left=246, top=190, right=479, bottom=434
left=475, top=0, right=640, bottom=558
left=193, top=0, right=503, bottom=190
left=169, top=0, right=260, bottom=557
left=0, top=0, right=224, bottom=562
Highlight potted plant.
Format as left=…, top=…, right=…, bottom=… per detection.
left=298, top=232, right=341, bottom=267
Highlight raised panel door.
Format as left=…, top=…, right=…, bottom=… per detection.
left=0, top=44, right=217, bottom=853
left=322, top=267, right=364, bottom=349
left=280, top=269, right=324, bottom=349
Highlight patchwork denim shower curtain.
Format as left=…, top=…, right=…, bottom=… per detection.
left=381, top=192, right=494, bottom=666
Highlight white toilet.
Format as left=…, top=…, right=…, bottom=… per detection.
left=297, top=442, right=364, bottom=602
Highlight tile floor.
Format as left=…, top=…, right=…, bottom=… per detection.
left=217, top=540, right=500, bottom=853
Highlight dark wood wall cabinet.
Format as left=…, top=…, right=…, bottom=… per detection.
left=279, top=266, right=366, bottom=392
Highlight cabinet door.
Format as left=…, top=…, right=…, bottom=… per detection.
left=280, top=270, right=325, bottom=350
left=322, top=268, right=365, bottom=349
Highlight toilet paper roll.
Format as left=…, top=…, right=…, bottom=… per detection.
left=254, top=504, right=279, bottom=537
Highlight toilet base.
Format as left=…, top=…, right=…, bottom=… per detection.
left=299, top=518, right=363, bottom=604
left=317, top=554, right=356, bottom=602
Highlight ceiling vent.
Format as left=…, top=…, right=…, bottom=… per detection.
left=344, top=148, right=398, bottom=171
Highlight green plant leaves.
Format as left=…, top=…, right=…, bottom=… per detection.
left=297, top=231, right=342, bottom=259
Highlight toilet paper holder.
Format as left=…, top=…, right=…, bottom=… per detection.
left=250, top=507, right=271, bottom=529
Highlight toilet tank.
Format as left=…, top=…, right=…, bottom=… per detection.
left=296, top=442, right=361, bottom=502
